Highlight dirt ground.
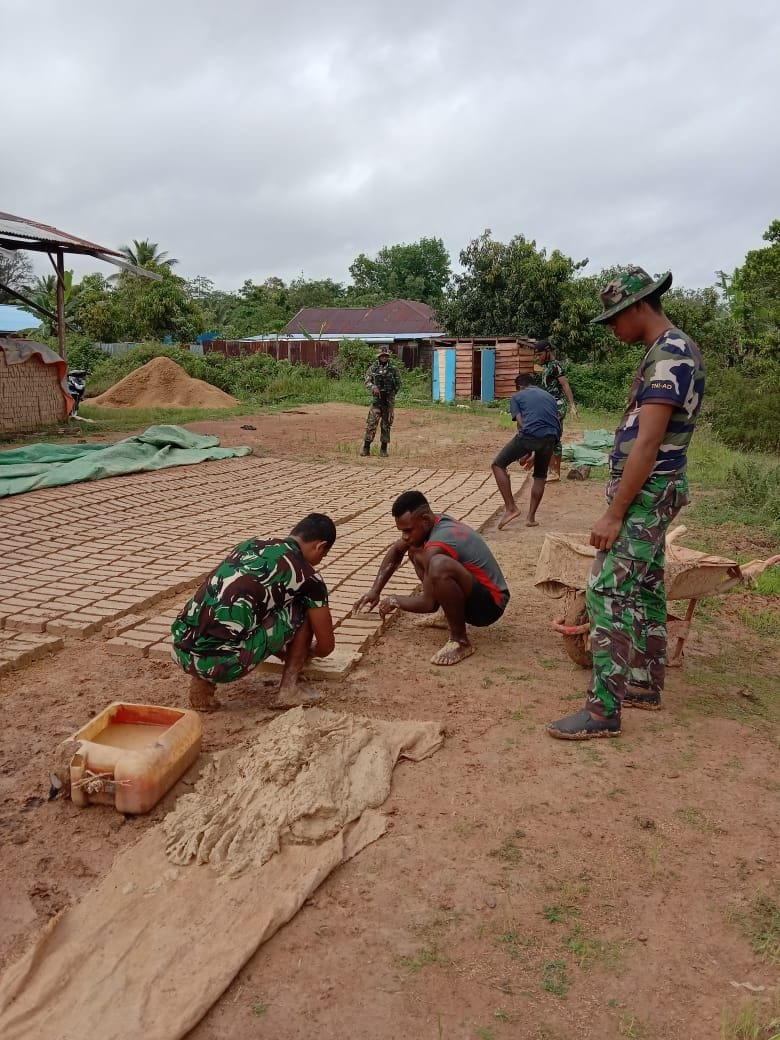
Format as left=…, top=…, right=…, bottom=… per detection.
left=1, top=404, right=778, bottom=1040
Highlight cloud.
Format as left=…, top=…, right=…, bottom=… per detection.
left=4, top=0, right=778, bottom=290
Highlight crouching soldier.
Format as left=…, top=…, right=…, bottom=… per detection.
left=171, top=513, right=336, bottom=711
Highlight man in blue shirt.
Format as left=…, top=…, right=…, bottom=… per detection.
left=491, top=373, right=562, bottom=529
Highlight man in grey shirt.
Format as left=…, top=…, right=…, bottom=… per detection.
left=353, top=490, right=509, bottom=665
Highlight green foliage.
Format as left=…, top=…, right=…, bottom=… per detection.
left=331, top=339, right=379, bottom=379
left=721, top=220, right=780, bottom=360
left=349, top=237, right=450, bottom=306
left=118, top=239, right=178, bottom=270
left=705, top=361, right=780, bottom=454
left=566, top=346, right=643, bottom=410
left=437, top=229, right=587, bottom=341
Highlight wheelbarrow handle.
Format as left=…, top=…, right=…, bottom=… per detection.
left=665, top=524, right=687, bottom=547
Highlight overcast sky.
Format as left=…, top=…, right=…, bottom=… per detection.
left=3, top=0, right=778, bottom=292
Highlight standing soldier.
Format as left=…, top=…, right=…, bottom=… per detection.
left=361, top=346, right=402, bottom=457
left=533, top=340, right=578, bottom=480
left=547, top=266, right=705, bottom=740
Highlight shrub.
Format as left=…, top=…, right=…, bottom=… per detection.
left=705, top=361, right=780, bottom=454
left=566, top=347, right=643, bottom=410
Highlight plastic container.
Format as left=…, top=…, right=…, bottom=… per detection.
left=67, top=702, right=202, bottom=814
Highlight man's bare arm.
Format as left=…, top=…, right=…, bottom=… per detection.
left=590, top=403, right=675, bottom=551
left=353, top=540, right=407, bottom=611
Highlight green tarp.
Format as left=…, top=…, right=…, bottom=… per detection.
left=0, top=426, right=251, bottom=498
left=561, top=429, right=614, bottom=467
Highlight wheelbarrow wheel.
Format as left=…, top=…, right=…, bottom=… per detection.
left=561, top=591, right=592, bottom=669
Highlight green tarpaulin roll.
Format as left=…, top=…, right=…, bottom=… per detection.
left=561, top=429, right=613, bottom=466
left=0, top=425, right=251, bottom=498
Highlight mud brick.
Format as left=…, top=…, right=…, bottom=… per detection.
left=47, top=615, right=104, bottom=636
left=5, top=614, right=52, bottom=634
left=104, top=636, right=151, bottom=658
left=148, top=643, right=175, bottom=663
left=102, top=614, right=148, bottom=639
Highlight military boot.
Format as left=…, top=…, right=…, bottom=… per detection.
left=360, top=441, right=371, bottom=457
left=379, top=442, right=389, bottom=458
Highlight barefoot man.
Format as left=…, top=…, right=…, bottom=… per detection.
left=491, top=373, right=562, bottom=529
left=172, top=514, right=336, bottom=711
left=353, top=491, right=509, bottom=665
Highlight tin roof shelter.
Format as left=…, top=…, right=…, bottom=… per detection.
left=0, top=211, right=159, bottom=361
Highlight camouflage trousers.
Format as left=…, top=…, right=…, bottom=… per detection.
left=585, top=473, right=690, bottom=717
left=364, top=394, right=395, bottom=444
left=553, top=398, right=567, bottom=458
left=171, top=600, right=307, bottom=684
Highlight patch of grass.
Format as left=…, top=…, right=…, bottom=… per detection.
left=619, top=1013, right=651, bottom=1038
left=541, top=959, right=571, bottom=997
left=732, top=894, right=780, bottom=965
left=497, top=929, right=535, bottom=959
left=397, top=944, right=444, bottom=975
left=475, top=1027, right=496, bottom=1040
left=755, top=568, right=780, bottom=596
left=720, top=992, right=780, bottom=1040
left=675, top=807, right=721, bottom=835
left=565, top=923, right=625, bottom=971
left=543, top=904, right=580, bottom=925
left=738, top=606, right=780, bottom=638
left=490, top=836, right=524, bottom=866
left=684, top=653, right=779, bottom=731
left=493, top=1008, right=512, bottom=1023
left=250, top=1001, right=268, bottom=1016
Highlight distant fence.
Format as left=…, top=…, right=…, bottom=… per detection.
left=204, top=339, right=428, bottom=371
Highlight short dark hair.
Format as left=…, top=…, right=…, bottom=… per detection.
left=515, top=372, right=534, bottom=388
left=291, top=513, right=337, bottom=548
left=534, top=339, right=551, bottom=353
left=644, top=289, right=665, bottom=314
left=391, top=490, right=430, bottom=518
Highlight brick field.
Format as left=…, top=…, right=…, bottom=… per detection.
left=0, top=455, right=501, bottom=678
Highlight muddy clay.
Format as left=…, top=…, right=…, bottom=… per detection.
left=164, top=707, right=442, bottom=877
left=90, top=356, right=237, bottom=409
left=0, top=406, right=778, bottom=1040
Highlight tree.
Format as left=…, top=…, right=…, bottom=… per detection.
left=0, top=251, right=34, bottom=303
left=118, top=239, right=179, bottom=270
left=348, top=237, right=451, bottom=306
left=31, top=271, right=81, bottom=336
left=720, top=220, right=780, bottom=359
left=437, top=230, right=587, bottom=342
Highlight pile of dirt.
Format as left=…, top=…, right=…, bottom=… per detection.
left=90, top=356, right=237, bottom=409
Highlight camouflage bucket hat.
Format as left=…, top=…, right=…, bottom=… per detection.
left=377, top=346, right=391, bottom=356
left=590, top=266, right=673, bottom=324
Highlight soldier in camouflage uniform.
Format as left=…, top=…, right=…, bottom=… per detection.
left=533, top=340, right=579, bottom=480
left=548, top=266, right=705, bottom=740
left=171, top=513, right=336, bottom=712
left=361, top=347, right=402, bottom=457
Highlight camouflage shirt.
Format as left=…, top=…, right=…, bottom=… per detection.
left=173, top=537, right=328, bottom=652
left=610, top=328, right=705, bottom=479
left=538, top=358, right=567, bottom=404
left=365, top=359, right=401, bottom=396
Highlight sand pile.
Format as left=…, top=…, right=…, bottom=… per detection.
left=91, top=356, right=237, bottom=409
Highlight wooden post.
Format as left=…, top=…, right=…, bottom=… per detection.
left=55, top=249, right=67, bottom=363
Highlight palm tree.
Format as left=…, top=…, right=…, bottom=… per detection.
left=118, top=239, right=179, bottom=270
left=32, top=271, right=79, bottom=336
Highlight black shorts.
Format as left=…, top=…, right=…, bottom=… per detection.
left=492, top=434, right=558, bottom=479
left=464, top=580, right=507, bottom=627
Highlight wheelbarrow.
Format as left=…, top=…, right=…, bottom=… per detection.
left=534, top=526, right=780, bottom=669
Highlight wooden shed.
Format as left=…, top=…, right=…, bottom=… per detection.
left=432, top=338, right=536, bottom=402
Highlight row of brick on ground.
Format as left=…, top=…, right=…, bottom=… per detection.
left=0, top=456, right=501, bottom=679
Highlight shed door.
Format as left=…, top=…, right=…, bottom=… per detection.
left=433, top=349, right=456, bottom=402
left=480, top=348, right=496, bottom=402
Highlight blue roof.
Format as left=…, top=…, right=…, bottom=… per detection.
left=0, top=304, right=40, bottom=334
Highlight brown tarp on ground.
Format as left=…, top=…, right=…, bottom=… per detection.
left=0, top=709, right=444, bottom=1040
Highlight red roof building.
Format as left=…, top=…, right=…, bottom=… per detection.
left=282, top=299, right=442, bottom=339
